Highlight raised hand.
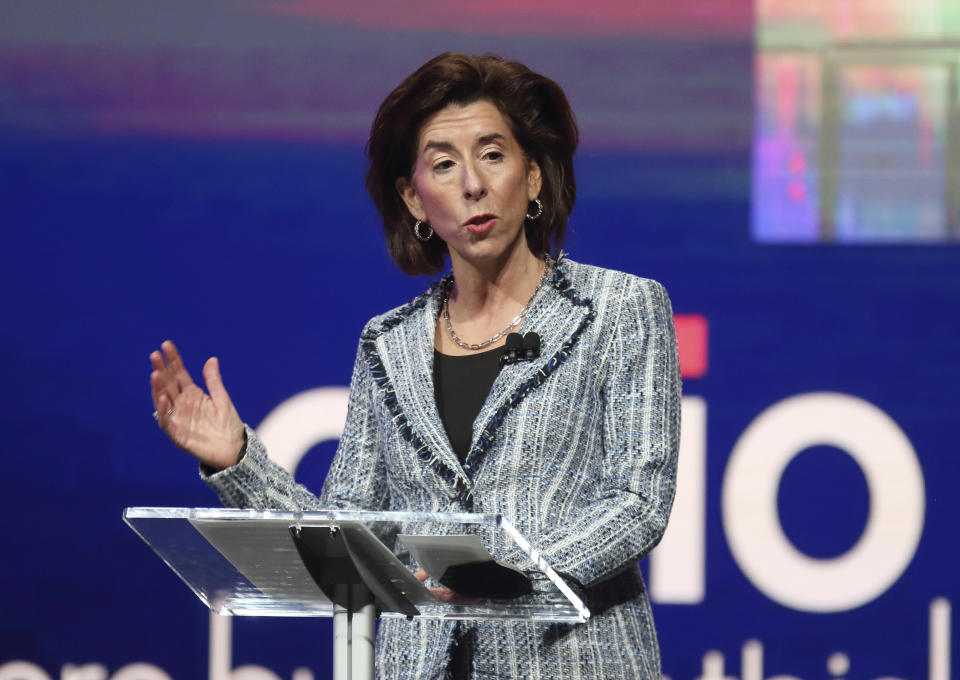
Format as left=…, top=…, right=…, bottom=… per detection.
left=149, top=340, right=245, bottom=471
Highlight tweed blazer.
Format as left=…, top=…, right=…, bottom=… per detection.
left=204, top=256, right=681, bottom=679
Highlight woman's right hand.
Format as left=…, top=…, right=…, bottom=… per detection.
left=149, top=340, right=245, bottom=471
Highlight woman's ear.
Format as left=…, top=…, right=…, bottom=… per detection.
left=526, top=159, right=543, bottom=201
left=395, top=177, right=426, bottom=221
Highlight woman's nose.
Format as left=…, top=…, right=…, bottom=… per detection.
left=462, top=164, right=487, bottom=201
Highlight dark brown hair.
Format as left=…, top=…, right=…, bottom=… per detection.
left=365, top=52, right=578, bottom=276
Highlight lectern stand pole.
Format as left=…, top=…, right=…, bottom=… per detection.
left=333, top=585, right=376, bottom=680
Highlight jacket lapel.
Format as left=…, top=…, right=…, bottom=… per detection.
left=464, top=259, right=596, bottom=484
left=364, top=280, right=472, bottom=496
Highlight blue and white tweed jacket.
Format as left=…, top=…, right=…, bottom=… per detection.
left=205, top=256, right=681, bottom=679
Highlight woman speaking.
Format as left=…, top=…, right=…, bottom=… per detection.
left=150, top=52, right=681, bottom=679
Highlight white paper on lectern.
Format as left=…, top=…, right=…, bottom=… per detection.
left=399, top=534, right=508, bottom=582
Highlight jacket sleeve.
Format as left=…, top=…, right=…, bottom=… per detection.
left=318, top=338, right=389, bottom=510
left=526, top=278, right=681, bottom=587
left=202, top=338, right=388, bottom=512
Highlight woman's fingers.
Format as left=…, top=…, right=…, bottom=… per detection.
left=149, top=350, right=166, bottom=372
left=150, top=359, right=180, bottom=407
left=154, top=392, right=174, bottom=429
left=412, top=569, right=472, bottom=603
left=202, top=356, right=231, bottom=409
left=149, top=352, right=168, bottom=405
left=161, top=340, right=195, bottom=391
left=150, top=340, right=196, bottom=408
left=430, top=587, right=458, bottom=602
left=150, top=370, right=162, bottom=410
left=414, top=569, right=455, bottom=601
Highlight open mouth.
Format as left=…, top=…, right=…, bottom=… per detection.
left=465, top=214, right=496, bottom=234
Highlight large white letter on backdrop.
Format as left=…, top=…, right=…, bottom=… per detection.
left=255, top=387, right=351, bottom=475
left=723, top=392, right=925, bottom=612
left=650, top=396, right=706, bottom=603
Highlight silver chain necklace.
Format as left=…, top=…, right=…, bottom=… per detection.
left=442, top=256, right=553, bottom=351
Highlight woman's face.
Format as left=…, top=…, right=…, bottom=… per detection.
left=397, top=100, right=542, bottom=268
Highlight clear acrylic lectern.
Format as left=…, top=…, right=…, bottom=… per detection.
left=124, top=508, right=589, bottom=680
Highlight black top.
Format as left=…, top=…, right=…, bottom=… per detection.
left=433, top=348, right=503, bottom=464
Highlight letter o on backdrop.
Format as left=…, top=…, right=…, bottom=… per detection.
left=722, top=392, right=925, bottom=612
left=255, top=387, right=350, bottom=475
left=0, top=662, right=52, bottom=680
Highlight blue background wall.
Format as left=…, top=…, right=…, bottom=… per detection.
left=1, top=2, right=956, bottom=679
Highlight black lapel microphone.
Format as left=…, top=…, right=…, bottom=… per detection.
left=502, top=332, right=541, bottom=365
left=522, top=332, right=541, bottom=360
left=501, top=332, right=524, bottom=366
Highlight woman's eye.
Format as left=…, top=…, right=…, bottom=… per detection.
left=433, top=160, right=454, bottom=171
left=484, top=151, right=504, bottom=161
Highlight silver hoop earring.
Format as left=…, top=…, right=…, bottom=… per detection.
left=414, top=220, right=434, bottom=242
left=525, top=198, right=543, bottom=221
